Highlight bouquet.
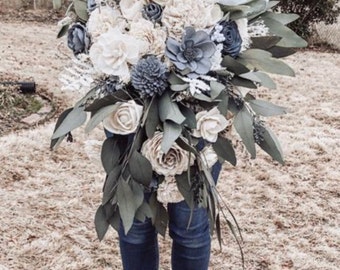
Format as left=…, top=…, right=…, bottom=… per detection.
left=51, top=0, right=306, bottom=246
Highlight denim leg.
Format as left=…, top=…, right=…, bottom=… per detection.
left=168, top=200, right=211, bottom=270
left=118, top=218, right=159, bottom=270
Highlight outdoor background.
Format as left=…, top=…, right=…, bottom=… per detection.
left=0, top=1, right=339, bottom=269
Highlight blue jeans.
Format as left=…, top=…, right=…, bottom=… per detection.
left=118, top=162, right=222, bottom=270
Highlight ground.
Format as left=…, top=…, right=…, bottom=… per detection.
left=0, top=11, right=339, bottom=270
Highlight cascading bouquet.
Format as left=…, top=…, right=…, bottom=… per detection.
left=52, top=0, right=306, bottom=247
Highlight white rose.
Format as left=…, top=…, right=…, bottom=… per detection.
left=193, top=107, right=229, bottom=142
left=141, top=132, right=195, bottom=177
left=129, top=19, right=167, bottom=57
left=200, top=145, right=218, bottom=168
left=89, top=27, right=147, bottom=82
left=157, top=176, right=184, bottom=204
left=102, top=100, right=143, bottom=135
left=87, top=6, right=127, bottom=40
left=119, top=0, right=145, bottom=21
left=162, top=0, right=223, bottom=38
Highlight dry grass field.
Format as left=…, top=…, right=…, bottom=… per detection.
left=0, top=13, right=339, bottom=270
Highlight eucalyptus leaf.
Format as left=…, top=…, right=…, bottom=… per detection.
left=232, top=77, right=257, bottom=89
left=117, top=179, right=143, bottom=235
left=73, top=0, right=89, bottom=22
left=249, top=99, right=287, bottom=116
left=175, top=137, right=198, bottom=155
left=85, top=90, right=130, bottom=113
left=267, top=46, right=296, bottom=58
left=238, top=71, right=262, bottom=83
left=135, top=201, right=154, bottom=222
left=261, top=15, right=308, bottom=48
left=94, top=205, right=109, bottom=241
left=50, top=107, right=73, bottom=149
left=57, top=24, right=70, bottom=39
left=149, top=193, right=169, bottom=237
left=251, top=72, right=276, bottom=89
left=221, top=55, right=250, bottom=75
left=51, top=106, right=87, bottom=139
left=213, top=136, right=237, bottom=166
left=262, top=12, right=300, bottom=25
left=217, top=91, right=229, bottom=115
left=161, top=120, right=182, bottom=154
left=85, top=104, right=119, bottom=134
left=210, top=81, right=226, bottom=100
left=238, top=49, right=295, bottom=76
left=168, top=71, right=186, bottom=85
left=258, top=126, right=284, bottom=164
left=179, top=105, right=197, bottom=129
left=171, top=84, right=189, bottom=92
left=145, top=97, right=160, bottom=138
left=102, top=166, right=122, bottom=205
left=234, top=107, right=256, bottom=158
left=129, top=150, right=153, bottom=187
left=101, top=137, right=121, bottom=174
left=176, top=172, right=194, bottom=209
left=250, top=36, right=282, bottom=50
left=109, top=207, right=121, bottom=232
left=158, top=92, right=186, bottom=125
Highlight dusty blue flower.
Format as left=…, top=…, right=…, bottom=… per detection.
left=213, top=20, right=242, bottom=58
left=67, top=23, right=91, bottom=55
left=143, top=3, right=163, bottom=22
left=131, top=55, right=168, bottom=97
left=165, top=27, right=216, bottom=78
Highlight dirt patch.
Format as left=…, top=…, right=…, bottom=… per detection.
left=0, top=11, right=339, bottom=270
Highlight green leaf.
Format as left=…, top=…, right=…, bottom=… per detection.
left=135, top=201, right=154, bottom=223
left=85, top=90, right=130, bottom=113
left=85, top=104, right=118, bottom=134
left=117, top=179, right=144, bottom=235
left=267, top=46, right=296, bottom=58
left=145, top=97, right=160, bottom=138
left=168, top=71, right=186, bottom=85
left=262, top=12, right=300, bottom=25
left=179, top=105, right=196, bottom=129
left=238, top=71, right=262, bottom=83
left=231, top=77, right=257, bottom=89
left=234, top=107, right=256, bottom=158
left=238, top=49, right=295, bottom=76
left=210, top=81, right=226, bottom=100
left=73, top=0, right=89, bottom=22
left=252, top=71, right=276, bottom=89
left=101, top=137, right=121, bottom=174
left=217, top=91, right=229, bottom=115
left=51, top=106, right=87, bottom=139
left=102, top=166, right=121, bottom=205
left=176, top=173, right=195, bottom=209
left=50, top=107, right=73, bottom=149
left=249, top=99, right=287, bottom=116
left=149, top=193, right=169, bottom=237
left=129, top=150, right=153, bottom=187
left=158, top=92, right=186, bottom=125
left=258, top=126, right=284, bottom=164
left=221, top=55, right=250, bottom=75
left=94, top=205, right=109, bottom=241
left=175, top=137, right=199, bottom=155
left=57, top=24, right=70, bottom=39
left=212, top=136, right=237, bottom=166
left=171, top=84, right=189, bottom=92
left=161, top=120, right=182, bottom=154
left=251, top=36, right=282, bottom=50
left=261, top=15, right=308, bottom=48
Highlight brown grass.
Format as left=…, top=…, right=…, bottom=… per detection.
left=0, top=20, right=339, bottom=270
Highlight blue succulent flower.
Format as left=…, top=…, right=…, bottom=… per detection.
left=165, top=27, right=216, bottom=78
left=67, top=23, right=91, bottom=55
left=143, top=2, right=163, bottom=22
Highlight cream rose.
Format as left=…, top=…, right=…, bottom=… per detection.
left=157, top=176, right=184, bottom=204
left=141, top=132, right=194, bottom=176
left=89, top=27, right=147, bottom=82
left=87, top=6, right=127, bottom=40
left=129, top=19, right=167, bottom=57
left=200, top=145, right=218, bottom=168
left=193, top=107, right=229, bottom=142
left=102, top=100, right=143, bottom=135
left=162, top=0, right=223, bottom=38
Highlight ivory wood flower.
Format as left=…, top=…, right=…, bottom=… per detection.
left=102, top=100, right=143, bottom=135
